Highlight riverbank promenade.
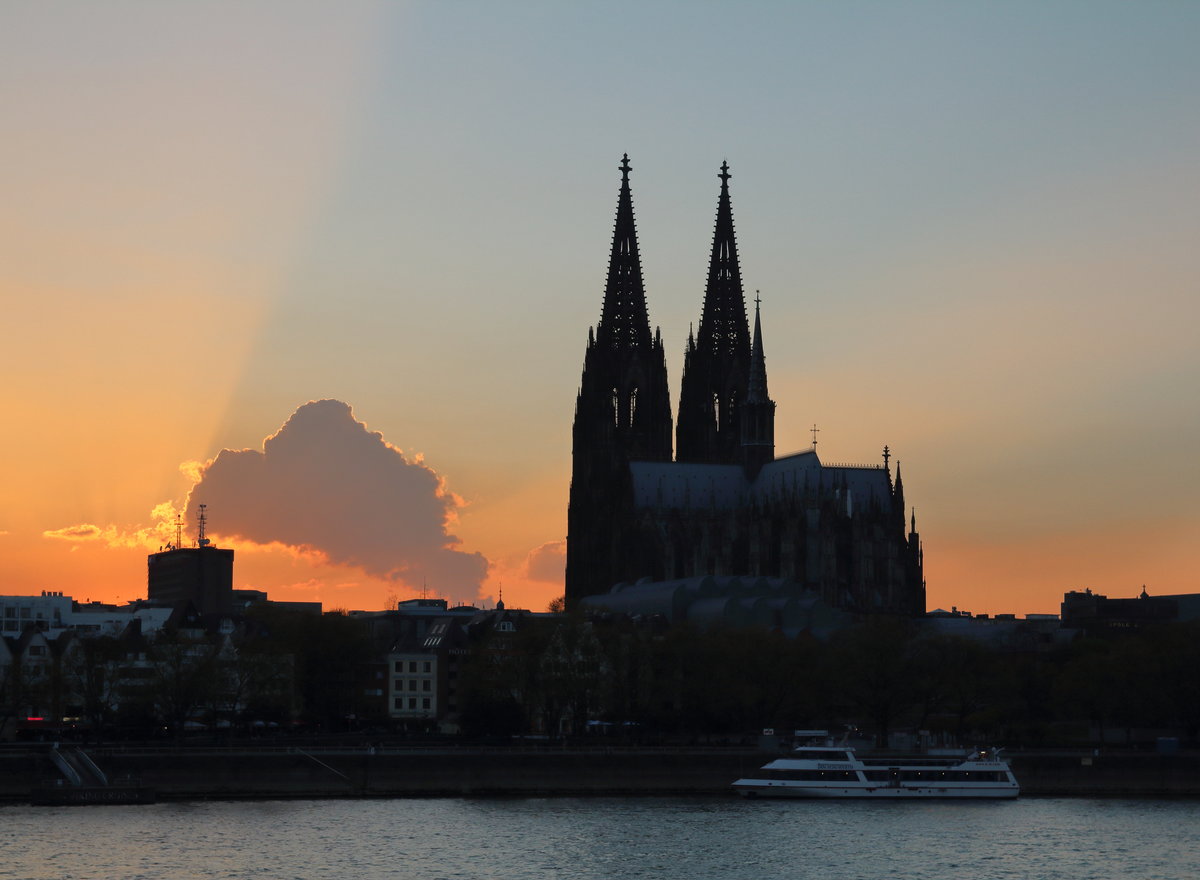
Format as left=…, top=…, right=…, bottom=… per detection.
left=6, top=743, right=1200, bottom=802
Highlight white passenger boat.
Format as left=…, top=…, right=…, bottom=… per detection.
left=733, top=740, right=1019, bottom=799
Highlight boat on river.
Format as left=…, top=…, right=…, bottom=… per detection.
left=733, top=739, right=1019, bottom=799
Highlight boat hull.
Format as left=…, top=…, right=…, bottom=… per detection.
left=29, top=786, right=157, bottom=806
left=733, top=780, right=1019, bottom=799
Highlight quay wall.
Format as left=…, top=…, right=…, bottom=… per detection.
left=4, top=748, right=1200, bottom=801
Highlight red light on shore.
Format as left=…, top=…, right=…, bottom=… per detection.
left=26, top=716, right=44, bottom=722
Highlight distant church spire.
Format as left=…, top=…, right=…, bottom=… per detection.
left=596, top=153, right=652, bottom=351
left=677, top=160, right=752, bottom=464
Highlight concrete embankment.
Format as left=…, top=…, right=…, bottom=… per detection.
left=2, top=747, right=758, bottom=801
left=3, top=747, right=1200, bottom=802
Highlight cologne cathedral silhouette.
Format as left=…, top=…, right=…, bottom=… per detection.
left=566, top=156, right=924, bottom=618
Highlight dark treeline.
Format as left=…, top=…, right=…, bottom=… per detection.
left=454, top=614, right=1200, bottom=748
left=2, top=607, right=362, bottom=741
left=7, top=608, right=1200, bottom=748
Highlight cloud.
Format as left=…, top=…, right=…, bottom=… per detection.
left=43, top=509, right=180, bottom=549
left=522, top=540, right=565, bottom=585
left=43, top=524, right=105, bottom=542
left=186, top=399, right=488, bottom=594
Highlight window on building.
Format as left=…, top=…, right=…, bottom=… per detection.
left=409, top=661, right=417, bottom=673
left=394, top=661, right=403, bottom=673
left=408, top=698, right=416, bottom=709
left=422, top=680, right=431, bottom=692
left=394, top=697, right=403, bottom=709
left=423, top=661, right=431, bottom=673
left=408, top=680, right=417, bottom=691
left=422, top=698, right=430, bottom=709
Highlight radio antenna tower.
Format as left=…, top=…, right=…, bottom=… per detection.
left=174, top=514, right=183, bottom=550
left=198, top=504, right=210, bottom=547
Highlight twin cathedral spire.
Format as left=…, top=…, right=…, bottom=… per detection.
left=578, top=153, right=774, bottom=471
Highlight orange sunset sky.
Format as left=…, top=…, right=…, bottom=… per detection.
left=2, top=2, right=1197, bottom=616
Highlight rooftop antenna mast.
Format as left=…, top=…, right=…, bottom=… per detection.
left=198, top=503, right=210, bottom=547
left=174, top=514, right=183, bottom=550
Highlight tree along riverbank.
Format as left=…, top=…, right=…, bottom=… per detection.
left=6, top=746, right=1200, bottom=802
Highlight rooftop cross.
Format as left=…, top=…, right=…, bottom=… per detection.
left=811, top=423, right=820, bottom=448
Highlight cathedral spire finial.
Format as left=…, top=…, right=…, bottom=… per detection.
left=620, top=153, right=631, bottom=182
left=719, top=159, right=730, bottom=186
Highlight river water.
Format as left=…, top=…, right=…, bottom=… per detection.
left=3, top=797, right=1198, bottom=880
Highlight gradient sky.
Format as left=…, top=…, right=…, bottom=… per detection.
left=2, top=1, right=1197, bottom=616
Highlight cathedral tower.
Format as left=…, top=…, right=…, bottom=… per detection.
left=676, top=161, right=752, bottom=464
left=565, top=155, right=673, bottom=606
left=739, top=296, right=776, bottom=480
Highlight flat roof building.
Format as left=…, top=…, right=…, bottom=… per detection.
left=147, top=546, right=234, bottom=616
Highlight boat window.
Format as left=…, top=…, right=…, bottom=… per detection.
left=769, top=769, right=857, bottom=782
left=798, top=750, right=853, bottom=761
